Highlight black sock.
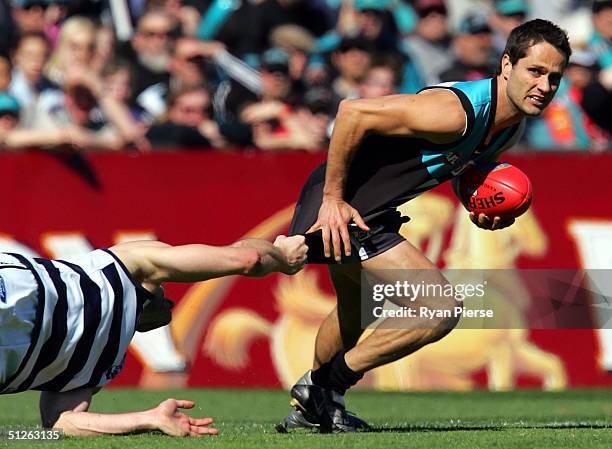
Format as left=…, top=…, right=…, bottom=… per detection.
left=311, top=351, right=363, bottom=395
left=311, top=359, right=332, bottom=388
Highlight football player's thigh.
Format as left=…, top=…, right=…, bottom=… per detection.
left=362, top=240, right=446, bottom=296
left=363, top=240, right=437, bottom=270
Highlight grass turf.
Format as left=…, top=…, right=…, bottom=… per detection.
left=1, top=388, right=611, bottom=448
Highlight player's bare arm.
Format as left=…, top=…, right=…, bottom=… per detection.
left=109, top=236, right=307, bottom=286
left=232, top=236, right=308, bottom=276
left=310, top=90, right=467, bottom=261
left=41, top=389, right=217, bottom=436
left=40, top=388, right=94, bottom=429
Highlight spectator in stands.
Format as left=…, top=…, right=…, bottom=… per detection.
left=148, top=0, right=201, bottom=37
left=0, top=90, right=97, bottom=151
left=270, top=24, right=317, bottom=94
left=44, top=0, right=71, bottom=47
left=137, top=36, right=222, bottom=120
left=300, top=86, right=335, bottom=137
left=101, top=59, right=151, bottom=142
left=170, top=37, right=219, bottom=88
left=117, top=9, right=175, bottom=105
left=0, top=0, right=18, bottom=53
left=197, top=0, right=327, bottom=57
left=489, top=0, right=528, bottom=58
left=230, top=47, right=328, bottom=151
left=588, top=0, right=612, bottom=70
left=330, top=36, right=372, bottom=99
left=303, top=55, right=333, bottom=90
left=565, top=49, right=600, bottom=91
left=196, top=0, right=260, bottom=55
left=525, top=49, right=609, bottom=151
left=347, top=0, right=423, bottom=93
left=146, top=85, right=225, bottom=149
left=0, top=53, right=11, bottom=92
left=44, top=16, right=96, bottom=87
left=9, top=0, right=46, bottom=37
left=0, top=92, right=20, bottom=135
left=8, top=33, right=52, bottom=127
left=31, top=66, right=142, bottom=151
left=357, top=56, right=400, bottom=99
left=401, top=0, right=452, bottom=86
left=439, top=13, right=496, bottom=82
left=581, top=71, right=612, bottom=137
left=352, top=0, right=401, bottom=53
left=326, top=57, right=401, bottom=139
left=91, top=25, right=116, bottom=74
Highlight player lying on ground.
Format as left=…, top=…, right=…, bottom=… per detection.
left=278, top=19, right=571, bottom=433
left=0, top=235, right=307, bottom=436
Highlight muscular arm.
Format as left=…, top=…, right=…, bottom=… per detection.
left=109, top=236, right=307, bottom=285
left=231, top=237, right=305, bottom=277
left=324, top=90, right=467, bottom=198
left=40, top=390, right=216, bottom=436
left=312, top=90, right=467, bottom=260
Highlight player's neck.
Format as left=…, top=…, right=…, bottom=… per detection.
left=492, top=74, right=523, bottom=133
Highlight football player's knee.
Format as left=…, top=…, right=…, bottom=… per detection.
left=431, top=297, right=461, bottom=342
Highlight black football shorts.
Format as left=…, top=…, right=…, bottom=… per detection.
left=289, top=166, right=409, bottom=264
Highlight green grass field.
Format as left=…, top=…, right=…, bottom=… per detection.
left=1, top=389, right=611, bottom=448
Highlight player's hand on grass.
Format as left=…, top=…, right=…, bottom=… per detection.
left=308, top=195, right=369, bottom=262
left=151, top=399, right=218, bottom=437
left=469, top=212, right=515, bottom=231
left=274, top=235, right=308, bottom=275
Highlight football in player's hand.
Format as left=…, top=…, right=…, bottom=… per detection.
left=453, top=162, right=532, bottom=220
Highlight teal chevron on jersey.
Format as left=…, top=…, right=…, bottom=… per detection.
left=417, top=78, right=524, bottom=184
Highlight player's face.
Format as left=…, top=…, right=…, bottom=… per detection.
left=502, top=41, right=566, bottom=117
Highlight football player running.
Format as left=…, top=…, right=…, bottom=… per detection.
left=279, top=19, right=570, bottom=433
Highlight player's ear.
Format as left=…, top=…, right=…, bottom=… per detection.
left=501, top=54, right=512, bottom=80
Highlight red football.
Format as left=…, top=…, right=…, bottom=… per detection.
left=453, top=162, right=532, bottom=220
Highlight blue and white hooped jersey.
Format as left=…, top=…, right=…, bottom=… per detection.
left=0, top=249, right=153, bottom=394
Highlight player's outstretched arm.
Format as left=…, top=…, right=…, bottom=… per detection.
left=231, top=235, right=308, bottom=277
left=41, top=390, right=217, bottom=436
left=109, top=235, right=307, bottom=285
left=312, top=90, right=468, bottom=261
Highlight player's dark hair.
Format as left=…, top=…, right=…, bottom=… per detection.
left=496, top=19, right=571, bottom=74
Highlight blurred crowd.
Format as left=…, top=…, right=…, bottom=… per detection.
left=0, top=0, right=610, bottom=153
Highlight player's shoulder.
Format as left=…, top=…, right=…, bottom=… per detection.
left=420, top=78, right=493, bottom=105
left=407, top=88, right=468, bottom=138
